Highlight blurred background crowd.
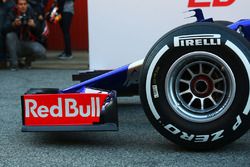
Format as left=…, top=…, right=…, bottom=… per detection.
left=0, top=0, right=75, bottom=71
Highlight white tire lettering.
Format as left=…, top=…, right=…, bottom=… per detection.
left=226, top=41, right=250, bottom=120
left=165, top=124, right=181, bottom=135
left=233, top=115, right=242, bottom=131
left=211, top=130, right=224, bottom=141
left=180, top=132, right=195, bottom=141
left=146, top=45, right=170, bottom=120
left=194, top=135, right=209, bottom=143
left=243, top=109, right=250, bottom=116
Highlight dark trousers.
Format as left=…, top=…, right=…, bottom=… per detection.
left=6, top=32, right=46, bottom=66
left=60, top=12, right=73, bottom=55
left=0, top=8, right=5, bottom=61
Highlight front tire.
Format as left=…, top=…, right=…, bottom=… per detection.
left=214, top=20, right=233, bottom=26
left=140, top=23, right=250, bottom=150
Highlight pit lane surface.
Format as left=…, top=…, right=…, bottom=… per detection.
left=0, top=69, right=249, bottom=167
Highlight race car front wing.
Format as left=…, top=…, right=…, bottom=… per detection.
left=21, top=88, right=118, bottom=132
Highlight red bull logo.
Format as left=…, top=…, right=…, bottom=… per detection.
left=23, top=93, right=108, bottom=126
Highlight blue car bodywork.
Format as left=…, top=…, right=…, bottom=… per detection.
left=62, top=59, right=143, bottom=95
left=228, top=20, right=250, bottom=41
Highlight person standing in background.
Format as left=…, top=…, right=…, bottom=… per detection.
left=55, top=0, right=75, bottom=60
left=0, top=0, right=15, bottom=68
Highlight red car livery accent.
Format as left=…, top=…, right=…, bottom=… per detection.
left=22, top=93, right=108, bottom=126
left=188, top=0, right=235, bottom=8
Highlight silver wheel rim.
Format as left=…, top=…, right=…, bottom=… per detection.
left=165, top=51, right=236, bottom=123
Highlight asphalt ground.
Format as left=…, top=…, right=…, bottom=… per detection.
left=0, top=69, right=249, bottom=167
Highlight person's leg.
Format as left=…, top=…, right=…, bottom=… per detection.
left=5, top=32, right=19, bottom=69
left=19, top=41, right=46, bottom=68
left=0, top=31, right=6, bottom=68
left=58, top=12, right=73, bottom=59
left=0, top=32, right=5, bottom=62
left=0, top=6, right=6, bottom=63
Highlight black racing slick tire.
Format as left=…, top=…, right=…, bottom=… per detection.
left=139, top=22, right=250, bottom=150
left=214, top=20, right=233, bottom=26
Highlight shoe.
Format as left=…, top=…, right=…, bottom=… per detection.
left=18, top=62, right=26, bottom=69
left=57, top=52, right=65, bottom=57
left=24, top=57, right=33, bottom=69
left=57, top=53, right=73, bottom=60
left=10, top=65, right=18, bottom=71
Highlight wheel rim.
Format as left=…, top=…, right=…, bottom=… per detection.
left=165, top=51, right=236, bottom=123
